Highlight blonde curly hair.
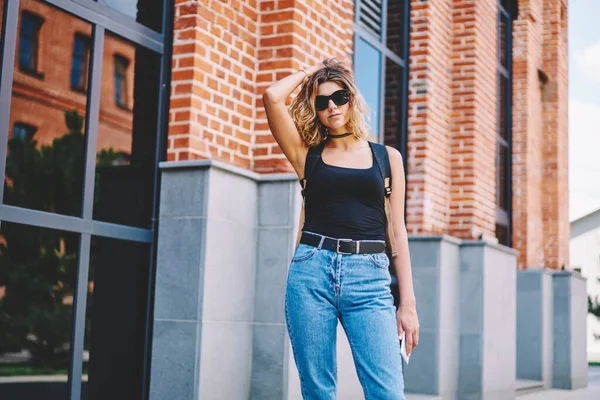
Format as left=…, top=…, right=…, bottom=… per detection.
left=289, top=58, right=372, bottom=147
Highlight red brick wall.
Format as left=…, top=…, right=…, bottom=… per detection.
left=404, top=0, right=453, bottom=235
left=170, top=0, right=569, bottom=268
left=253, top=0, right=354, bottom=173
left=169, top=0, right=354, bottom=170
left=512, top=0, right=545, bottom=268
left=541, top=0, right=569, bottom=269
left=169, top=0, right=258, bottom=167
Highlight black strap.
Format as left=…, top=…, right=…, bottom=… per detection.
left=300, top=232, right=386, bottom=254
left=300, top=141, right=392, bottom=198
left=369, top=142, right=392, bottom=197
left=299, top=142, right=325, bottom=198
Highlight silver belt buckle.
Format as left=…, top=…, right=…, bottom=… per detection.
left=336, top=238, right=354, bottom=254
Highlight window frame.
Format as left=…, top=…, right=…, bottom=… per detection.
left=352, top=0, right=410, bottom=171
left=496, top=1, right=517, bottom=247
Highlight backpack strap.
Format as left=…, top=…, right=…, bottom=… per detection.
left=295, top=142, right=325, bottom=248
left=369, top=141, right=398, bottom=259
left=369, top=141, right=392, bottom=197
left=299, top=141, right=325, bottom=197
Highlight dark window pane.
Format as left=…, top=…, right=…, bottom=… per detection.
left=355, top=37, right=382, bottom=136
left=499, top=14, right=510, bottom=69
left=12, top=122, right=37, bottom=140
left=71, top=34, right=90, bottom=92
left=386, top=0, right=406, bottom=57
left=80, top=236, right=151, bottom=399
left=0, top=222, right=79, bottom=399
left=496, top=223, right=508, bottom=246
left=93, top=32, right=161, bottom=228
left=19, top=11, right=42, bottom=74
left=5, top=1, right=92, bottom=217
left=499, top=75, right=507, bottom=140
left=383, top=58, right=403, bottom=150
left=100, top=0, right=163, bottom=33
left=497, top=142, right=508, bottom=211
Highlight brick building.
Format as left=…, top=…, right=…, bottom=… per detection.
left=0, top=0, right=585, bottom=399
left=152, top=0, right=583, bottom=399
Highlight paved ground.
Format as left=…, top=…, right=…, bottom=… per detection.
left=405, top=367, right=600, bottom=400
left=518, top=366, right=600, bottom=400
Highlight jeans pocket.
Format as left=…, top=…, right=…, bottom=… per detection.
left=291, top=244, right=318, bottom=262
left=367, top=252, right=390, bottom=269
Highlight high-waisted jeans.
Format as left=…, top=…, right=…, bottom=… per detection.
left=285, top=233, right=405, bottom=400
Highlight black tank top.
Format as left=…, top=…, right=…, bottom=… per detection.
left=302, top=147, right=386, bottom=241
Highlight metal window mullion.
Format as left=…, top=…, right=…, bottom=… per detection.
left=506, top=13, right=513, bottom=247
left=0, top=204, right=153, bottom=242
left=0, top=0, right=20, bottom=209
left=81, top=25, right=104, bottom=220
left=68, top=233, right=91, bottom=400
left=42, top=0, right=163, bottom=54
left=140, top=1, right=176, bottom=396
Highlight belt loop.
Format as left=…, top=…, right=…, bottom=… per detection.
left=317, top=235, right=325, bottom=250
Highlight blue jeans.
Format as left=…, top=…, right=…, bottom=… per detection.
left=285, top=234, right=405, bottom=400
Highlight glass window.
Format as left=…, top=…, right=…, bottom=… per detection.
left=0, top=222, right=79, bottom=394
left=386, top=0, right=406, bottom=57
left=12, top=122, right=37, bottom=140
left=383, top=59, right=403, bottom=149
left=499, top=14, right=509, bottom=69
left=71, top=33, right=90, bottom=92
left=100, top=0, right=163, bottom=33
left=5, top=1, right=92, bottom=217
left=1, top=0, right=5, bottom=68
left=114, top=55, right=129, bottom=109
left=355, top=37, right=382, bottom=136
left=94, top=32, right=161, bottom=229
left=80, top=236, right=151, bottom=399
left=497, top=142, right=507, bottom=210
left=19, top=10, right=43, bottom=75
left=358, top=0, right=383, bottom=40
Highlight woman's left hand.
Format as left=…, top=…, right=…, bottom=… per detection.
left=396, top=304, right=419, bottom=356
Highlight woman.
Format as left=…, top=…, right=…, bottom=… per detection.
left=263, top=58, right=419, bottom=399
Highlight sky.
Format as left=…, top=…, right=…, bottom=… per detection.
left=569, top=0, right=600, bottom=221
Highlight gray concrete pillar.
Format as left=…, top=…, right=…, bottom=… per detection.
left=516, top=269, right=553, bottom=389
left=552, top=271, right=588, bottom=390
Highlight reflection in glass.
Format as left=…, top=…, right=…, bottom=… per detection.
left=0, top=222, right=79, bottom=399
left=384, top=59, right=403, bottom=149
left=19, top=10, right=43, bottom=74
left=71, top=33, right=90, bottom=92
left=93, top=31, right=160, bottom=229
left=4, top=0, right=92, bottom=217
left=355, top=38, right=382, bottom=136
left=102, top=0, right=163, bottom=33
left=81, top=236, right=151, bottom=400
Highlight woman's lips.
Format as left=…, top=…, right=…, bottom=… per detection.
left=329, top=113, right=341, bottom=119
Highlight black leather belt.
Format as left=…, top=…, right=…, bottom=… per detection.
left=300, top=232, right=386, bottom=254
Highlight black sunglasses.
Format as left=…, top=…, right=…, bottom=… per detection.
left=315, top=89, right=350, bottom=111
